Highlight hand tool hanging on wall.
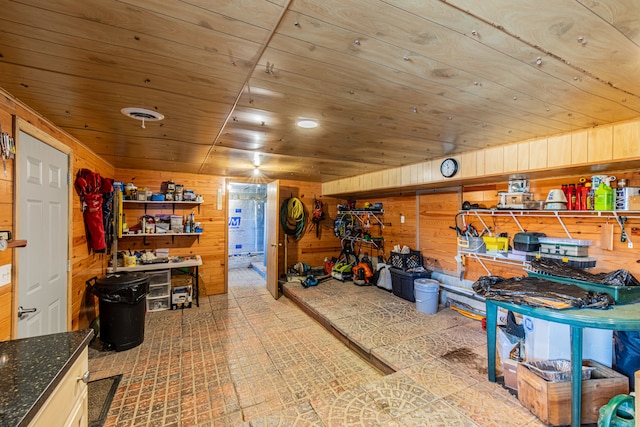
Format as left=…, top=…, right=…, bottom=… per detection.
left=0, top=127, right=15, bottom=177
left=311, top=197, right=325, bottom=238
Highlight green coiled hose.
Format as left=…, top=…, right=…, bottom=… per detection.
left=280, top=197, right=306, bottom=240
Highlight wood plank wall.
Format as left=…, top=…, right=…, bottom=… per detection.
left=0, top=89, right=115, bottom=338
left=111, top=175, right=341, bottom=294
left=322, top=118, right=640, bottom=196
left=0, top=90, right=341, bottom=338
left=0, top=102, right=13, bottom=340
left=278, top=182, right=340, bottom=271
left=114, top=169, right=227, bottom=295
left=352, top=172, right=640, bottom=284
left=2, top=83, right=639, bottom=339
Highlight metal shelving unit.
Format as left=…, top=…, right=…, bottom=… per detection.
left=335, top=209, right=386, bottom=255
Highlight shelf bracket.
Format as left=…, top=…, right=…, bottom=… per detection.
left=553, top=212, right=573, bottom=239
left=472, top=211, right=492, bottom=236
left=508, top=212, right=525, bottom=233
left=471, top=253, right=492, bottom=275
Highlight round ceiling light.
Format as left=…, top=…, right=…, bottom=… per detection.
left=296, top=119, right=318, bottom=129
left=121, top=107, right=164, bottom=128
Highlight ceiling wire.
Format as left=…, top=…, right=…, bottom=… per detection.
left=198, top=0, right=294, bottom=174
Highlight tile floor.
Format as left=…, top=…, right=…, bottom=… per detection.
left=89, top=268, right=545, bottom=426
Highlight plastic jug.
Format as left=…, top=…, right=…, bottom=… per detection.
left=597, top=394, right=635, bottom=427
left=594, top=176, right=615, bottom=211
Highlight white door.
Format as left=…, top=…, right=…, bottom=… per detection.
left=17, top=130, right=69, bottom=337
left=265, top=180, right=280, bottom=299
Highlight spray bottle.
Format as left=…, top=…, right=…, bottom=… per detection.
left=594, top=176, right=615, bottom=211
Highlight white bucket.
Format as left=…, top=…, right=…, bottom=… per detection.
left=414, top=279, right=440, bottom=314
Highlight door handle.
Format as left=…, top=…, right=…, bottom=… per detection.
left=17, top=306, right=37, bottom=318
left=270, top=243, right=281, bottom=247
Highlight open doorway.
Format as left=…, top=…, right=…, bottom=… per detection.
left=227, top=182, right=267, bottom=279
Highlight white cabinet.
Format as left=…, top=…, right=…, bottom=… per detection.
left=29, top=347, right=89, bottom=427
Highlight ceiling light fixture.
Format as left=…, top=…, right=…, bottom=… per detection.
left=121, top=107, right=165, bottom=129
left=253, top=166, right=260, bottom=176
left=296, top=119, right=318, bottom=129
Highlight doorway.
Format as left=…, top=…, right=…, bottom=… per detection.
left=16, top=119, right=71, bottom=338
left=227, top=183, right=267, bottom=279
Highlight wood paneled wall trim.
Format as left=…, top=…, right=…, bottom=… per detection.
left=322, top=117, right=640, bottom=198
left=0, top=88, right=116, bottom=337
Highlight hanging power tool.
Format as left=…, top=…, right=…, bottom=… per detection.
left=311, top=197, right=325, bottom=238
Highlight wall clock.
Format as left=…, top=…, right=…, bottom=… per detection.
left=440, top=158, right=458, bottom=178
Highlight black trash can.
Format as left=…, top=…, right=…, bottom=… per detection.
left=87, top=272, right=149, bottom=351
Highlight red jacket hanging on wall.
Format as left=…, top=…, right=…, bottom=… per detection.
left=74, top=169, right=113, bottom=252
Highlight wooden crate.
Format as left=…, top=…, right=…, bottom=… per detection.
left=517, top=359, right=629, bottom=426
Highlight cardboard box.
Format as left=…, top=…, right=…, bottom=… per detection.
left=503, top=358, right=518, bottom=391
left=517, top=359, right=629, bottom=425
left=171, top=285, right=192, bottom=309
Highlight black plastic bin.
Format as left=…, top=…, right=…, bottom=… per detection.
left=87, top=272, right=149, bottom=351
left=389, top=267, right=431, bottom=302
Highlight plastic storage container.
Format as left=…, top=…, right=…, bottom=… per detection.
left=513, top=232, right=546, bottom=252
left=414, top=278, right=440, bottom=314
left=86, top=272, right=149, bottom=351
left=538, top=237, right=591, bottom=257
left=458, top=237, right=486, bottom=253
left=483, top=236, right=509, bottom=251
left=389, top=250, right=422, bottom=271
left=389, top=267, right=430, bottom=302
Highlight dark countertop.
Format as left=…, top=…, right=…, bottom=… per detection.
left=0, top=329, right=94, bottom=426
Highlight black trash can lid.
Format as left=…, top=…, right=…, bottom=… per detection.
left=94, top=272, right=149, bottom=292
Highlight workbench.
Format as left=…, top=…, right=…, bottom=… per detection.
left=486, top=299, right=640, bottom=427
left=109, top=255, right=202, bottom=307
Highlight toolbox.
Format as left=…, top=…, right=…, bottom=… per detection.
left=497, top=192, right=539, bottom=209
left=513, top=232, right=546, bottom=252
left=538, top=237, right=591, bottom=257
left=526, top=253, right=597, bottom=269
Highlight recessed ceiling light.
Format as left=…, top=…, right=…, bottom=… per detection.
left=296, top=119, right=318, bottom=129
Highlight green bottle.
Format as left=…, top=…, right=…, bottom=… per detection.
left=594, top=176, right=614, bottom=211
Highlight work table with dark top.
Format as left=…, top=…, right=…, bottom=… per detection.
left=0, top=329, right=94, bottom=426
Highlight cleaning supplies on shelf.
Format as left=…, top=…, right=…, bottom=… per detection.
left=594, top=175, right=615, bottom=211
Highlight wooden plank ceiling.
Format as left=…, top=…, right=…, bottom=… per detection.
left=1, top=0, right=639, bottom=182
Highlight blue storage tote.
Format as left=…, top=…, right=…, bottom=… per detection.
left=389, top=267, right=430, bottom=302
